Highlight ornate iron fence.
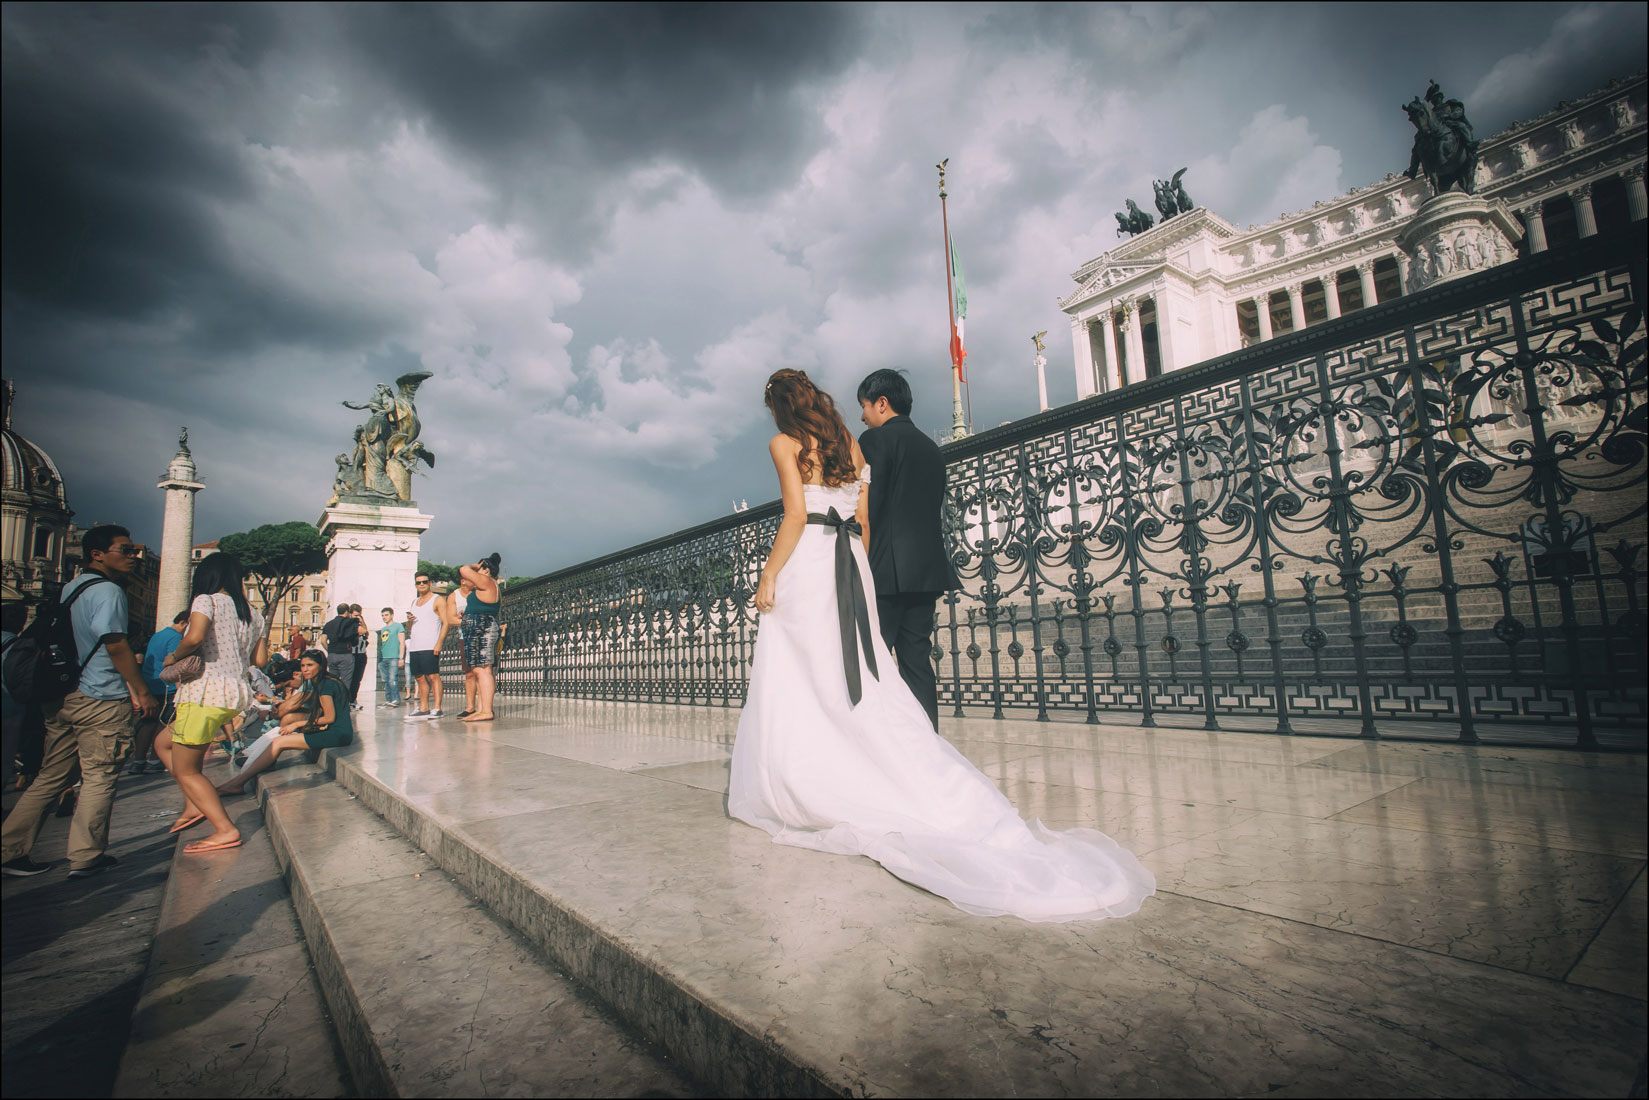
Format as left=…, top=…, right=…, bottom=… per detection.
left=477, top=226, right=1647, bottom=749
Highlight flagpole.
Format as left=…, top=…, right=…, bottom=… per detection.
left=938, top=160, right=967, bottom=440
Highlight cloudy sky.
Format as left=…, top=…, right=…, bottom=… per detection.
left=4, top=3, right=1645, bottom=577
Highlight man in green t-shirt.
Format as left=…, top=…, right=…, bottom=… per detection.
left=376, top=608, right=406, bottom=708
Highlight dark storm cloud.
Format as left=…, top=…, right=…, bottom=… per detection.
left=1, top=2, right=1642, bottom=576
left=332, top=3, right=869, bottom=248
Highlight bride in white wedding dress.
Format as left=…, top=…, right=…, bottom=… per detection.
left=728, top=370, right=1155, bottom=923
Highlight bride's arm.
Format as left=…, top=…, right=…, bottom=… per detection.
left=756, top=435, right=809, bottom=613
left=851, top=437, right=870, bottom=554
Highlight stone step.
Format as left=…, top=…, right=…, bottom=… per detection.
left=309, top=709, right=1645, bottom=1097
left=255, top=762, right=698, bottom=1098
left=112, top=771, right=354, bottom=1099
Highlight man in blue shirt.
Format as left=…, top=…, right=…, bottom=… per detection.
left=129, top=610, right=188, bottom=775
left=0, top=525, right=159, bottom=878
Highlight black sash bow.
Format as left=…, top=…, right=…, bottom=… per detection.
left=805, top=507, right=880, bottom=705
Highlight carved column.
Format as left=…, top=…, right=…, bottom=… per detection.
left=1625, top=166, right=1648, bottom=222
left=1121, top=302, right=1147, bottom=384
left=1520, top=204, right=1549, bottom=253
left=1322, top=273, right=1343, bottom=320
left=1393, top=254, right=1409, bottom=296
left=1071, top=315, right=1097, bottom=399
left=1356, top=261, right=1379, bottom=309
left=1099, top=312, right=1123, bottom=392
left=1571, top=182, right=1599, bottom=238
left=1255, top=294, right=1274, bottom=341
left=1285, top=283, right=1306, bottom=332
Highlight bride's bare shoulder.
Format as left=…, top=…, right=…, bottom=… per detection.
left=768, top=433, right=801, bottom=455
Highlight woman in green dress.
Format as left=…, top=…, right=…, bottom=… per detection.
left=216, top=650, right=353, bottom=796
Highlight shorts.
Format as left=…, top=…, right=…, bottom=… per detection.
left=409, top=650, right=439, bottom=677
left=172, top=703, right=242, bottom=747
left=302, top=723, right=353, bottom=751
left=462, top=614, right=499, bottom=668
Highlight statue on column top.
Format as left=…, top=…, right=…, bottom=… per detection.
left=338, top=370, right=435, bottom=503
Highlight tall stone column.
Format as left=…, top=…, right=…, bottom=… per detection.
left=1625, top=166, right=1648, bottom=222
left=1071, top=316, right=1096, bottom=399
left=1101, top=312, right=1123, bottom=391
left=1571, top=183, right=1599, bottom=237
left=1356, top=261, right=1379, bottom=309
left=1255, top=295, right=1274, bottom=341
left=1521, top=204, right=1549, bottom=253
left=156, top=431, right=204, bottom=631
left=1121, top=301, right=1147, bottom=383
left=1285, top=283, right=1306, bottom=332
left=1322, top=274, right=1343, bottom=319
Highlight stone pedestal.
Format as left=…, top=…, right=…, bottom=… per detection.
left=317, top=500, right=432, bottom=702
left=1397, top=192, right=1523, bottom=295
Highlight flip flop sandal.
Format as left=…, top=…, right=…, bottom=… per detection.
left=168, top=814, right=206, bottom=834
left=183, top=837, right=242, bottom=854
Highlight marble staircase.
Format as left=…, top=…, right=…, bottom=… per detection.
left=262, top=700, right=1647, bottom=1097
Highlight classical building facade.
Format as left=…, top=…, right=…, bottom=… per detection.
left=1, top=382, right=75, bottom=618
left=1061, top=75, right=1648, bottom=396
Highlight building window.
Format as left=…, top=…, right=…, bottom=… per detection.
left=1541, top=195, right=1579, bottom=248
left=1373, top=255, right=1402, bottom=302
left=1592, top=176, right=1631, bottom=236
left=31, top=527, right=51, bottom=559
left=289, top=606, right=298, bottom=624
left=311, top=586, right=322, bottom=602
left=311, top=608, right=321, bottom=625
left=1139, top=300, right=1164, bottom=378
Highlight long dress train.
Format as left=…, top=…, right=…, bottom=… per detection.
left=728, top=477, right=1155, bottom=923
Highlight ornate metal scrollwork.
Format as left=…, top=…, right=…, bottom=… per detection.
left=481, top=231, right=1647, bottom=750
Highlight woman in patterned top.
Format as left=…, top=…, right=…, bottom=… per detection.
left=154, top=552, right=267, bottom=854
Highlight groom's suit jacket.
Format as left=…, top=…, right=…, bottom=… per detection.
left=858, top=415, right=960, bottom=596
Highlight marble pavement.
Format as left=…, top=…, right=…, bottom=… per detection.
left=319, top=697, right=1647, bottom=1096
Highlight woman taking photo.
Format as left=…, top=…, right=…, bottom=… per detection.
left=457, top=554, right=502, bottom=722
left=217, top=649, right=353, bottom=795
left=154, top=552, right=266, bottom=854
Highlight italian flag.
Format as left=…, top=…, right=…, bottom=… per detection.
left=950, top=236, right=968, bottom=382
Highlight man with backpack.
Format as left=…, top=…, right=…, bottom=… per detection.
left=321, top=604, right=365, bottom=692
left=1, top=525, right=159, bottom=878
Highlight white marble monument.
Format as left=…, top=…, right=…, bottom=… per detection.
left=318, top=501, right=432, bottom=698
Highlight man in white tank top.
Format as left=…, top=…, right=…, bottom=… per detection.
left=404, top=573, right=450, bottom=718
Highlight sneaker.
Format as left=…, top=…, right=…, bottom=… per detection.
left=407, top=709, right=430, bottom=719
left=125, top=759, right=150, bottom=776
left=457, top=710, right=475, bottom=719
left=427, top=709, right=444, bottom=719
left=1, top=857, right=53, bottom=877
left=67, top=854, right=120, bottom=879
left=145, top=759, right=167, bottom=774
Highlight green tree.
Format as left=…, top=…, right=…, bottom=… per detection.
left=417, top=560, right=461, bottom=586
left=219, top=522, right=330, bottom=640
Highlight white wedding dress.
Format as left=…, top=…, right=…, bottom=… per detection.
left=728, top=475, right=1155, bottom=922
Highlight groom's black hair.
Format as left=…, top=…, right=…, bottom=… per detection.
left=856, top=369, right=912, bottom=416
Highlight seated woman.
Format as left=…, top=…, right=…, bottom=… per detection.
left=217, top=649, right=354, bottom=796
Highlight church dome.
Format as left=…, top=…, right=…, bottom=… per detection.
left=1, top=381, right=70, bottom=512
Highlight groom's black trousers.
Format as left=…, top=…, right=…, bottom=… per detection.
left=876, top=591, right=942, bottom=730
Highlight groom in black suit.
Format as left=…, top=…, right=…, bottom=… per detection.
left=856, top=369, right=959, bottom=730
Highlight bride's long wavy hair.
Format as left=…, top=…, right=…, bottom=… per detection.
left=763, top=369, right=857, bottom=488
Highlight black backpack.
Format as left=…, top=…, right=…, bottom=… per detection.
left=1, top=576, right=114, bottom=704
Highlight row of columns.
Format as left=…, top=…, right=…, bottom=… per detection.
left=1521, top=166, right=1647, bottom=253
left=1245, top=260, right=1383, bottom=344
left=1078, top=296, right=1153, bottom=394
